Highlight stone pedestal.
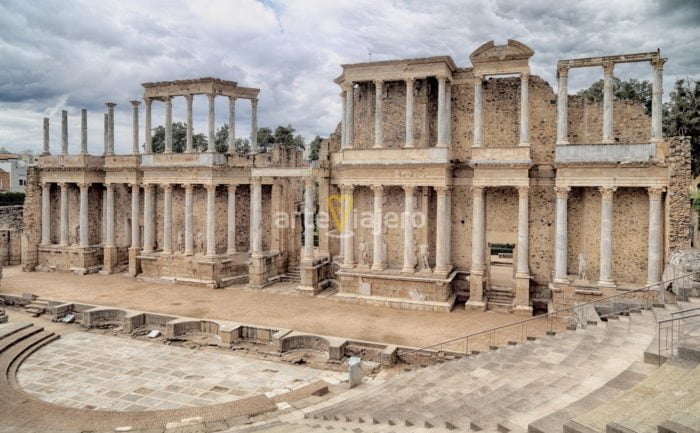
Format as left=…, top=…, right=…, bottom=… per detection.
left=101, top=245, right=118, bottom=274
left=248, top=255, right=267, bottom=288
left=128, top=247, right=141, bottom=277
left=513, top=273, right=533, bottom=316
left=466, top=270, right=487, bottom=311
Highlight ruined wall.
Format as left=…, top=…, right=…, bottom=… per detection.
left=21, top=166, right=40, bottom=271
left=529, top=184, right=556, bottom=285
left=450, top=184, right=473, bottom=271
left=0, top=206, right=24, bottom=266
left=567, top=97, right=651, bottom=145
left=667, top=137, right=692, bottom=253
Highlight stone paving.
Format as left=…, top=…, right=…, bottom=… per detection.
left=18, top=332, right=344, bottom=412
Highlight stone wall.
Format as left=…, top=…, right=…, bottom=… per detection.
left=667, top=136, right=692, bottom=253
left=21, top=166, right=40, bottom=271
left=0, top=206, right=23, bottom=231
left=567, top=97, right=651, bottom=145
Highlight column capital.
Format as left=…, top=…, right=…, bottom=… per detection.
left=227, top=182, right=239, bottom=189
left=105, top=102, right=117, bottom=109
left=163, top=95, right=172, bottom=103
left=598, top=186, right=617, bottom=200
left=143, top=183, right=153, bottom=191
left=204, top=183, right=217, bottom=191
left=373, top=79, right=383, bottom=88
left=184, top=94, right=194, bottom=102
left=648, top=186, right=665, bottom=200
left=520, top=72, right=530, bottom=81
left=471, top=185, right=485, bottom=194
left=405, top=76, right=415, bottom=84
left=341, top=82, right=353, bottom=92
left=183, top=183, right=194, bottom=192
left=228, top=95, right=237, bottom=102
left=304, top=177, right=315, bottom=188
left=251, top=98, right=258, bottom=107
left=436, top=75, right=447, bottom=83
left=104, top=182, right=114, bottom=190
left=251, top=177, right=262, bottom=186
left=554, top=186, right=570, bottom=199
left=206, top=93, right=216, bottom=101
left=403, top=185, right=416, bottom=195
left=557, top=64, right=569, bottom=78
left=602, top=61, right=615, bottom=76
left=371, top=184, right=384, bottom=194
left=130, top=182, right=140, bottom=189
left=162, top=183, right=172, bottom=192
left=650, top=57, right=667, bottom=70
left=517, top=185, right=530, bottom=197
left=473, top=74, right=484, bottom=83
left=144, top=97, right=152, bottom=106
left=42, top=181, right=51, bottom=188
left=436, top=185, right=452, bottom=195
left=339, top=183, right=354, bottom=194
left=130, top=100, right=141, bottom=107
left=77, top=182, right=90, bottom=189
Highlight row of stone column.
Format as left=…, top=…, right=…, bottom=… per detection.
left=330, top=184, right=452, bottom=273
left=473, top=73, right=530, bottom=147
left=556, top=59, right=666, bottom=144
left=553, top=186, right=665, bottom=286
left=340, top=76, right=452, bottom=150
left=42, top=96, right=259, bottom=156
left=40, top=180, right=266, bottom=258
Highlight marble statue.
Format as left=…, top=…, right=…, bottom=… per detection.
left=577, top=253, right=588, bottom=281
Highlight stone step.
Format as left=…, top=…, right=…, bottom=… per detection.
left=0, top=325, right=44, bottom=354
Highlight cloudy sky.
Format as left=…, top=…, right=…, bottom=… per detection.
left=0, top=0, right=698, bottom=155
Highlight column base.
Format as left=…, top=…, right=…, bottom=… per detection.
left=370, top=263, right=385, bottom=271
left=401, top=267, right=416, bottom=274
left=465, top=300, right=487, bottom=311
left=556, top=140, right=569, bottom=145
left=101, top=245, right=118, bottom=275
left=598, top=279, right=616, bottom=288
left=601, top=139, right=614, bottom=144
left=372, top=143, right=383, bottom=149
left=127, top=247, right=141, bottom=277
left=553, top=276, right=570, bottom=285
left=341, top=262, right=356, bottom=269
left=469, top=268, right=486, bottom=306
left=513, top=305, right=533, bottom=316
left=518, top=142, right=530, bottom=147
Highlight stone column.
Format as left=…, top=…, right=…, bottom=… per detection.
left=61, top=110, right=68, bottom=155
left=435, top=186, right=449, bottom=273
left=373, top=80, right=383, bottom=148
left=130, top=100, right=140, bottom=154
left=598, top=186, right=616, bottom=287
left=80, top=109, right=88, bottom=155
left=102, top=183, right=114, bottom=247
left=185, top=94, right=193, bottom=153
left=103, top=113, right=108, bottom=156
left=270, top=181, right=283, bottom=254
left=130, top=184, right=140, bottom=247
left=250, top=178, right=263, bottom=257
left=227, top=184, right=237, bottom=253
left=228, top=96, right=236, bottom=153
left=59, top=183, right=69, bottom=246
left=318, top=178, right=330, bottom=257
left=519, top=73, right=529, bottom=146
left=184, top=184, right=194, bottom=255
left=405, top=78, right=415, bottom=148
left=651, top=58, right=666, bottom=142
left=402, top=185, right=416, bottom=273
left=343, top=84, right=354, bottom=149
left=554, top=187, right=570, bottom=283
left=162, top=184, right=173, bottom=254
left=205, top=184, right=216, bottom=256
left=42, top=117, right=50, bottom=155
left=41, top=183, right=51, bottom=245
left=516, top=186, right=530, bottom=276
left=647, top=187, right=664, bottom=284
left=164, top=96, right=173, bottom=153
left=250, top=99, right=258, bottom=153
left=445, top=81, right=452, bottom=147
left=144, top=98, right=152, bottom=154
left=106, top=103, right=116, bottom=155
left=473, top=76, right=483, bottom=147
left=445, top=187, right=452, bottom=269
left=303, top=178, right=315, bottom=262
left=556, top=66, right=569, bottom=145
left=340, top=90, right=347, bottom=148
left=207, top=94, right=216, bottom=153
left=79, top=183, right=90, bottom=247
left=602, top=62, right=615, bottom=144
left=468, top=185, right=486, bottom=309
left=341, top=184, right=355, bottom=268
left=371, top=185, right=384, bottom=270
left=143, top=184, right=154, bottom=253
left=437, top=76, right=447, bottom=147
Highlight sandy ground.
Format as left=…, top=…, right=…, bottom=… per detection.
left=1, top=265, right=558, bottom=349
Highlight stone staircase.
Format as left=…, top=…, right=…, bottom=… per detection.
left=282, top=266, right=301, bottom=283
left=23, top=299, right=49, bottom=317
left=242, top=295, right=700, bottom=433
left=486, top=285, right=515, bottom=311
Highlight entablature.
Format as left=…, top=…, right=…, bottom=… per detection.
left=555, top=165, right=669, bottom=188
left=38, top=154, right=104, bottom=170
left=331, top=147, right=450, bottom=166
left=331, top=164, right=451, bottom=187
left=142, top=77, right=259, bottom=100
left=335, top=56, right=456, bottom=85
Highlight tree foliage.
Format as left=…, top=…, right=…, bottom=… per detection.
left=576, top=77, right=652, bottom=115
left=308, top=136, right=322, bottom=161
left=663, top=78, right=700, bottom=175
left=0, top=192, right=25, bottom=206
left=150, top=122, right=206, bottom=153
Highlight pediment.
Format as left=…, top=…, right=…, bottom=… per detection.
left=470, top=39, right=534, bottom=64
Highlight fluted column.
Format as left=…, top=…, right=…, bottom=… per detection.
left=371, top=185, right=384, bottom=270
left=250, top=99, right=258, bottom=153
left=102, top=183, right=114, bottom=247
left=80, top=108, right=88, bottom=155
left=445, top=81, right=452, bottom=147
left=405, top=78, right=415, bottom=148
left=184, top=94, right=193, bottom=153
left=373, top=80, right=383, bottom=148
left=435, top=186, right=449, bottom=273
left=42, top=117, right=50, bottom=155
left=130, top=184, right=140, bottom=248
left=343, top=84, right=354, bottom=149
left=184, top=184, right=194, bottom=255
left=41, top=183, right=51, bottom=245
left=647, top=187, right=664, bottom=284
left=556, top=66, right=569, bottom=145
left=437, top=76, right=447, bottom=147
left=103, top=113, right=108, bottom=155
left=144, top=98, right=153, bottom=154
left=106, top=103, right=116, bottom=155
left=471, top=186, right=486, bottom=273
left=554, top=187, right=570, bottom=283
left=516, top=186, right=530, bottom=276
left=519, top=73, right=529, bottom=146
left=602, top=62, right=615, bottom=144
left=303, top=178, right=315, bottom=262
left=341, top=184, right=355, bottom=268
left=61, top=110, right=68, bottom=155
left=227, top=184, right=237, bottom=253
left=598, top=186, right=616, bottom=286
left=205, top=184, right=216, bottom=256
left=651, top=58, right=666, bottom=142
left=130, top=101, right=140, bottom=154
left=162, top=184, right=173, bottom=254
left=445, top=186, right=452, bottom=268
left=250, top=178, right=263, bottom=257
left=59, top=183, right=69, bottom=245
left=164, top=96, right=173, bottom=153
left=79, top=183, right=90, bottom=247
left=228, top=96, right=236, bottom=153
left=143, top=184, right=154, bottom=253
left=402, top=185, right=416, bottom=272
left=207, top=94, right=216, bottom=153
left=473, top=76, right=483, bottom=147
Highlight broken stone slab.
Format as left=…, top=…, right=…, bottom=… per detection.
left=348, top=356, right=363, bottom=388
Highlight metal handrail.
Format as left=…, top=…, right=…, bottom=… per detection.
left=657, top=311, right=700, bottom=365
left=404, top=272, right=699, bottom=356
left=671, top=305, right=700, bottom=316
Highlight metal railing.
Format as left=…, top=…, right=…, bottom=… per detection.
left=657, top=311, right=700, bottom=365
left=404, top=273, right=698, bottom=358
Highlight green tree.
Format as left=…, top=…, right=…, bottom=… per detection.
left=663, top=78, right=700, bottom=175
left=151, top=122, right=205, bottom=153
left=257, top=127, right=275, bottom=151
left=577, top=77, right=652, bottom=115
left=308, top=135, right=322, bottom=161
